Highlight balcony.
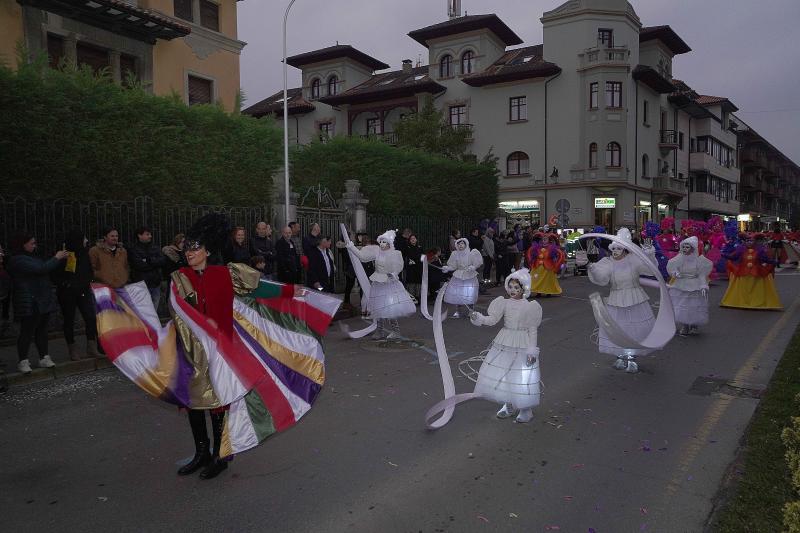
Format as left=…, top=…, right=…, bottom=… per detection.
left=740, top=175, right=759, bottom=190
left=689, top=152, right=740, bottom=183
left=688, top=192, right=740, bottom=216
left=449, top=123, right=474, bottom=141
left=659, top=130, right=679, bottom=151
left=581, top=46, right=630, bottom=69
left=358, top=132, right=398, bottom=146
left=652, top=176, right=687, bottom=197
left=765, top=183, right=779, bottom=197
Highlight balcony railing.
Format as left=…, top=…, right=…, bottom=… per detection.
left=449, top=123, right=474, bottom=140
left=583, top=46, right=629, bottom=67
left=652, top=176, right=687, bottom=196
left=358, top=132, right=398, bottom=146
left=659, top=129, right=679, bottom=149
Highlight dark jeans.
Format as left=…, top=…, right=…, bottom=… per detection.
left=57, top=285, right=97, bottom=345
left=343, top=275, right=356, bottom=304
left=482, top=256, right=493, bottom=280
left=1, top=297, right=9, bottom=320
left=17, top=312, right=50, bottom=362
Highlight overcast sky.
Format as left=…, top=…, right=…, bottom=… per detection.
left=238, top=0, right=800, bottom=163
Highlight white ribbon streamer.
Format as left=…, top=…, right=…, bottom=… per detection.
left=580, top=233, right=676, bottom=352
left=420, top=254, right=447, bottom=322
left=339, top=223, right=378, bottom=338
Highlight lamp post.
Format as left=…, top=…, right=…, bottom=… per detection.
left=282, top=0, right=299, bottom=225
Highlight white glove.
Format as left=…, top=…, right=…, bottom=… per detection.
left=466, top=265, right=476, bottom=271
left=701, top=288, right=708, bottom=298
left=673, top=270, right=681, bottom=278
left=441, top=266, right=453, bottom=273
left=408, top=259, right=416, bottom=265
left=642, top=244, right=655, bottom=254
left=469, top=311, right=481, bottom=324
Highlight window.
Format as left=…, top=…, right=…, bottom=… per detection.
left=642, top=154, right=649, bottom=178
left=310, top=78, right=321, bottom=99
left=199, top=0, right=219, bottom=32
left=366, top=118, right=381, bottom=135
left=605, top=81, right=622, bottom=108
left=76, top=42, right=110, bottom=74
left=598, top=28, right=614, bottom=48
left=589, top=143, right=598, bottom=168
left=47, top=34, right=65, bottom=70
left=642, top=100, right=648, bottom=125
left=678, top=131, right=684, bottom=151
left=507, top=152, right=530, bottom=176
left=327, top=75, right=339, bottom=96
left=319, top=122, right=333, bottom=141
left=606, top=142, right=621, bottom=167
left=510, top=96, right=527, bottom=121
left=461, top=50, right=476, bottom=75
left=188, top=75, right=213, bottom=105
left=449, top=105, right=466, bottom=126
left=589, top=82, right=598, bottom=109
left=439, top=54, right=453, bottom=78
left=174, top=0, right=193, bottom=21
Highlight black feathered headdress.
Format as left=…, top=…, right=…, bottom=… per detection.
left=185, top=213, right=231, bottom=262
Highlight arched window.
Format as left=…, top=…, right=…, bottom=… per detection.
left=642, top=154, right=649, bottom=178
left=439, top=54, right=453, bottom=78
left=589, top=143, right=598, bottom=168
left=310, top=78, right=321, bottom=99
left=606, top=142, right=621, bottom=167
left=327, top=75, right=339, bottom=96
left=507, top=151, right=530, bottom=176
left=461, top=50, right=475, bottom=75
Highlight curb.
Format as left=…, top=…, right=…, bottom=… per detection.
left=1, top=357, right=114, bottom=390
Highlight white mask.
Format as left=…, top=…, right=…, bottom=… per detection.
left=379, top=241, right=390, bottom=251
left=611, top=248, right=625, bottom=259
left=457, top=242, right=466, bottom=251
left=681, top=243, right=694, bottom=255
left=507, top=280, right=523, bottom=299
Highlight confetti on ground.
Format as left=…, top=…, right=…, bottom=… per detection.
left=572, top=464, right=584, bottom=469
left=477, top=514, right=489, bottom=523
left=563, top=496, right=573, bottom=501
left=387, top=461, right=398, bottom=467
left=509, top=513, right=518, bottom=518
left=640, top=507, right=648, bottom=515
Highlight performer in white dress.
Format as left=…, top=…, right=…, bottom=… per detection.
left=469, top=270, right=542, bottom=423
left=588, top=228, right=658, bottom=373
left=667, top=236, right=713, bottom=336
left=442, top=237, right=484, bottom=318
left=346, top=230, right=415, bottom=338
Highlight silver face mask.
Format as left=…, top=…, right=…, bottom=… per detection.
left=611, top=247, right=625, bottom=259
left=379, top=240, right=391, bottom=251
left=680, top=243, right=694, bottom=255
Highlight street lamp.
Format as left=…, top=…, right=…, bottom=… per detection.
left=282, top=0, right=299, bottom=226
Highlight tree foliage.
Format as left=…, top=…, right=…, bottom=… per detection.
left=291, top=136, right=498, bottom=217
left=393, top=98, right=472, bottom=160
left=0, top=55, right=282, bottom=205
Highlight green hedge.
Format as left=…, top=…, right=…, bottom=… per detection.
left=0, top=57, right=282, bottom=205
left=784, top=396, right=800, bottom=532
left=291, top=136, right=499, bottom=217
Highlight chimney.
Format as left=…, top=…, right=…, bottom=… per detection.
left=402, top=59, right=413, bottom=73
left=448, top=0, right=462, bottom=19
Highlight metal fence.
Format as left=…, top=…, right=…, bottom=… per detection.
left=0, top=195, right=272, bottom=253
left=366, top=214, right=484, bottom=254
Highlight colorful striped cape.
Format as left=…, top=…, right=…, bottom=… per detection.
left=93, top=279, right=341, bottom=458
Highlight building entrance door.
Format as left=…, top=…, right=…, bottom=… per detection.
left=595, top=208, right=614, bottom=232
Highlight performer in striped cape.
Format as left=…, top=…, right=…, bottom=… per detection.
left=93, top=214, right=340, bottom=479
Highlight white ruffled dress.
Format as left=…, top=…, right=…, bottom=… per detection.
left=349, top=245, right=416, bottom=319
left=667, top=253, right=713, bottom=326
left=588, top=254, right=656, bottom=356
left=444, top=248, right=484, bottom=306
left=471, top=297, right=543, bottom=409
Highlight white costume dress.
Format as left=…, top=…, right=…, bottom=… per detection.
left=588, top=248, right=658, bottom=356
left=667, top=237, right=713, bottom=328
left=348, top=242, right=415, bottom=320
left=443, top=238, right=484, bottom=306
left=471, top=295, right=543, bottom=409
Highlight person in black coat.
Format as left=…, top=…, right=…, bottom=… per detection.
left=306, top=236, right=336, bottom=293
left=302, top=223, right=321, bottom=257
left=402, top=234, right=423, bottom=301
left=250, top=222, right=276, bottom=279
left=53, top=227, right=99, bottom=361
left=276, top=226, right=300, bottom=284
left=223, top=226, right=251, bottom=265
left=129, top=226, right=166, bottom=310
left=467, top=227, right=483, bottom=251
left=7, top=233, right=68, bottom=374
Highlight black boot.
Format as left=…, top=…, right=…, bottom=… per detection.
left=200, top=411, right=228, bottom=480
left=178, top=410, right=211, bottom=475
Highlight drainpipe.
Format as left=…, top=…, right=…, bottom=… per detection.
left=687, top=115, right=692, bottom=218
left=544, top=70, right=562, bottom=225
left=634, top=81, right=639, bottom=186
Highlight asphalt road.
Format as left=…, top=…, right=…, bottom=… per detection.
left=2, top=271, right=799, bottom=533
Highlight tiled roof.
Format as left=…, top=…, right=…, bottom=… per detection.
left=319, top=65, right=446, bottom=106
left=639, top=25, right=691, bottom=55
left=408, top=14, right=523, bottom=48
left=695, top=95, right=728, bottom=105
left=242, top=88, right=315, bottom=118
left=461, top=45, right=561, bottom=87
left=286, top=45, right=389, bottom=71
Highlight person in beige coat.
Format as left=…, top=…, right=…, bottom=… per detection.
left=89, top=227, right=129, bottom=289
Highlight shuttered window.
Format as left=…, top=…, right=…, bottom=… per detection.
left=47, top=34, right=65, bottom=70
left=173, top=0, right=193, bottom=21
left=199, top=0, right=220, bottom=32
left=76, top=42, right=110, bottom=74
left=188, top=75, right=213, bottom=105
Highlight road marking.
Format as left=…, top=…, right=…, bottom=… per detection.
left=658, top=292, right=800, bottom=511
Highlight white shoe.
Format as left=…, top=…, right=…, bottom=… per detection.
left=625, top=359, right=639, bottom=374
left=17, top=359, right=32, bottom=374
left=452, top=311, right=461, bottom=319
left=39, top=355, right=56, bottom=368
left=515, top=409, right=534, bottom=423
left=496, top=403, right=516, bottom=419
left=612, top=356, right=627, bottom=370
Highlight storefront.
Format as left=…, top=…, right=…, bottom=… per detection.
left=637, top=200, right=652, bottom=228
left=594, top=197, right=616, bottom=231
left=499, top=199, right=542, bottom=228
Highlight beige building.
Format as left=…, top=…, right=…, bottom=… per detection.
left=245, top=0, right=798, bottom=230
left=0, top=0, right=245, bottom=111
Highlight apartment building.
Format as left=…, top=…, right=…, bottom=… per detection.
left=0, top=0, right=245, bottom=111
left=244, top=0, right=798, bottom=230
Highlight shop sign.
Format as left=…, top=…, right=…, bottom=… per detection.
left=500, top=200, right=540, bottom=212
left=594, top=197, right=616, bottom=209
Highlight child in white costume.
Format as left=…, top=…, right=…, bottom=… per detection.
left=469, top=270, right=542, bottom=423
left=667, top=236, right=713, bottom=336
left=588, top=227, right=658, bottom=373
left=346, top=230, right=415, bottom=337
left=442, top=237, right=484, bottom=318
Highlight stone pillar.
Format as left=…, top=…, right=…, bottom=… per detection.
left=64, top=33, right=78, bottom=69
left=338, top=179, right=369, bottom=233
left=272, top=168, right=298, bottom=230
left=109, top=50, right=121, bottom=85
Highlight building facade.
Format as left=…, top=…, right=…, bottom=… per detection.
left=245, top=0, right=798, bottom=231
left=0, top=0, right=245, bottom=111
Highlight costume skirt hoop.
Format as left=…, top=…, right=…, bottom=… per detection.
left=669, top=287, right=709, bottom=326
left=368, top=279, right=416, bottom=319
left=474, top=343, right=541, bottom=409
left=720, top=274, right=783, bottom=310
left=530, top=265, right=562, bottom=295
left=443, top=276, right=479, bottom=306
left=597, top=300, right=655, bottom=356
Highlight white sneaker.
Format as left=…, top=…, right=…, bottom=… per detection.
left=612, top=356, right=627, bottom=370
left=496, top=403, right=516, bottom=419
left=39, top=355, right=56, bottom=368
left=515, top=409, right=534, bottom=423
left=17, top=359, right=32, bottom=374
